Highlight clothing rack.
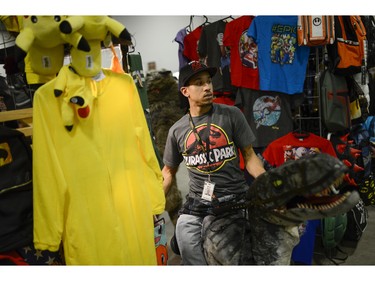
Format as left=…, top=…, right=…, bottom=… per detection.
left=294, top=47, right=325, bottom=137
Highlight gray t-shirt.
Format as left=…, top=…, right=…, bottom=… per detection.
left=164, top=103, right=256, bottom=199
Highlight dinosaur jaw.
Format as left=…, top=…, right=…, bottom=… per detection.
left=261, top=190, right=360, bottom=226
left=248, top=153, right=360, bottom=226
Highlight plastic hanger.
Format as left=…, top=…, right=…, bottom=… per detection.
left=198, top=16, right=210, bottom=27
left=221, top=16, right=234, bottom=22
left=292, top=129, right=310, bottom=140
left=185, top=15, right=194, bottom=33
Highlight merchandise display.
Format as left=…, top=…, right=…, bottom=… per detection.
left=14, top=16, right=89, bottom=76
left=59, top=16, right=132, bottom=77
left=0, top=14, right=374, bottom=266
left=247, top=16, right=310, bottom=95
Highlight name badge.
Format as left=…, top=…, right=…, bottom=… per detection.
left=202, top=180, right=215, bottom=201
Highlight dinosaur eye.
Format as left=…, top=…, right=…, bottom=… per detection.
left=272, top=179, right=283, bottom=189
left=54, top=16, right=61, bottom=22
left=270, top=175, right=284, bottom=190
left=31, top=16, right=37, bottom=23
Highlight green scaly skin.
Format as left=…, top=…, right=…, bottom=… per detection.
left=202, top=153, right=360, bottom=265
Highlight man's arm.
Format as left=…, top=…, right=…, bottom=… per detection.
left=162, top=165, right=179, bottom=195
left=241, top=144, right=266, bottom=178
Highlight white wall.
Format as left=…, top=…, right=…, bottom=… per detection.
left=1, top=16, right=228, bottom=77
left=112, top=16, right=227, bottom=74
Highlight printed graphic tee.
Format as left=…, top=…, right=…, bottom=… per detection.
left=164, top=103, right=256, bottom=197
left=247, top=16, right=310, bottom=95
left=223, top=15, right=259, bottom=90
left=236, top=88, right=303, bottom=148
left=198, top=20, right=231, bottom=92
left=262, top=131, right=337, bottom=167
left=183, top=26, right=203, bottom=62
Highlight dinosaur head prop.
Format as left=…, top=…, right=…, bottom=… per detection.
left=247, top=153, right=360, bottom=226
left=202, top=153, right=360, bottom=265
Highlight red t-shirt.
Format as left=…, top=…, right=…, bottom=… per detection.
left=262, top=132, right=337, bottom=167
left=183, top=26, right=203, bottom=62
left=223, top=16, right=259, bottom=90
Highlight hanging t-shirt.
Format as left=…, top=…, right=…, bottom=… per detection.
left=262, top=131, right=337, bottom=167
left=183, top=26, right=203, bottom=62
left=236, top=88, right=303, bottom=148
left=223, top=15, right=259, bottom=90
left=247, top=16, right=310, bottom=95
left=198, top=20, right=231, bottom=93
left=174, top=27, right=190, bottom=70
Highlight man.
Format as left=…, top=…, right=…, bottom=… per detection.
left=162, top=61, right=265, bottom=265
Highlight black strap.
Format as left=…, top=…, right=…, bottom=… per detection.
left=188, top=106, right=213, bottom=169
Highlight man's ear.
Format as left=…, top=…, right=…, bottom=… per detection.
left=180, top=86, right=189, bottom=98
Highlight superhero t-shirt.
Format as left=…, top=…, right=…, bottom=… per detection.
left=247, top=16, right=310, bottom=95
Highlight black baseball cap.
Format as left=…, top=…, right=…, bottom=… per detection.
left=179, top=61, right=217, bottom=87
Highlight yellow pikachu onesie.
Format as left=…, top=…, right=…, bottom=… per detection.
left=32, top=69, right=165, bottom=265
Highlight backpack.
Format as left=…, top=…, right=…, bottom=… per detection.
left=327, top=16, right=367, bottom=76
left=358, top=172, right=375, bottom=206
left=0, top=125, right=33, bottom=252
left=320, top=69, right=351, bottom=133
left=368, top=71, right=375, bottom=115
left=321, top=214, right=348, bottom=250
left=297, top=16, right=335, bottom=46
left=319, top=213, right=349, bottom=264
left=343, top=198, right=368, bottom=242
left=360, top=16, right=375, bottom=68
left=346, top=75, right=369, bottom=125
left=349, top=123, right=372, bottom=183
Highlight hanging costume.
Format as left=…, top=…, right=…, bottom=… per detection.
left=32, top=69, right=165, bottom=265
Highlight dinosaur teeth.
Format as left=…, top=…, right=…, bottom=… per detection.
left=330, top=184, right=339, bottom=194
left=295, top=191, right=351, bottom=210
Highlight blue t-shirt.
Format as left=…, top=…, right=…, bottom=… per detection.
left=247, top=16, right=310, bottom=95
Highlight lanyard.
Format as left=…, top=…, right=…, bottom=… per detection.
left=188, top=106, right=213, bottom=169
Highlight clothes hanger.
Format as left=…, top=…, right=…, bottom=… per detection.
left=127, top=44, right=135, bottom=54
left=185, top=15, right=194, bottom=33
left=198, top=16, right=210, bottom=27
left=292, top=127, right=310, bottom=139
left=221, top=15, right=234, bottom=22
